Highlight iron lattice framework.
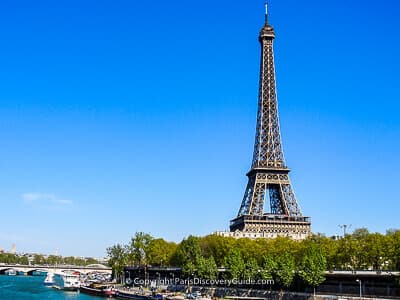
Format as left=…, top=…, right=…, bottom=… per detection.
left=229, top=6, right=311, bottom=239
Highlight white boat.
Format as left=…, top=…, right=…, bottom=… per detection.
left=5, top=269, right=17, bottom=276
left=53, top=272, right=80, bottom=291
left=44, top=272, right=55, bottom=286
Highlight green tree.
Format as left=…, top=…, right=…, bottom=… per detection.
left=197, top=256, right=218, bottom=280
left=299, top=244, right=327, bottom=296
left=85, top=257, right=100, bottom=265
left=270, top=237, right=299, bottom=258
left=224, top=248, right=245, bottom=280
left=199, top=234, right=235, bottom=266
left=172, top=236, right=202, bottom=276
left=243, top=257, right=259, bottom=280
left=387, top=230, right=400, bottom=269
left=17, top=255, right=29, bottom=265
left=255, top=239, right=273, bottom=263
left=0, top=253, right=17, bottom=264
left=275, top=253, right=295, bottom=288
left=33, top=254, right=46, bottom=265
left=47, top=255, right=62, bottom=266
left=106, top=244, right=128, bottom=283
left=146, top=238, right=177, bottom=266
left=310, top=234, right=339, bottom=270
left=183, top=260, right=197, bottom=277
left=235, top=238, right=262, bottom=264
left=128, top=232, right=154, bottom=266
left=63, top=256, right=75, bottom=265
left=361, top=233, right=383, bottom=269
left=261, top=253, right=277, bottom=280
left=351, top=228, right=370, bottom=269
left=74, top=257, right=86, bottom=266
left=336, top=235, right=359, bottom=270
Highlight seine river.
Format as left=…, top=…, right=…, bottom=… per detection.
left=0, top=275, right=103, bottom=299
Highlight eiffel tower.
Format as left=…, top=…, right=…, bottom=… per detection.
left=228, top=3, right=311, bottom=239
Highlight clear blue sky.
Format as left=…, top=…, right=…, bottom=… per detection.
left=0, top=0, right=399, bottom=257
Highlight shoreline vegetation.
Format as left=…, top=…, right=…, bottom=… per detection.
left=107, top=229, right=400, bottom=289
left=0, top=253, right=100, bottom=267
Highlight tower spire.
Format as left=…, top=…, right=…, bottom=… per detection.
left=265, top=1, right=269, bottom=25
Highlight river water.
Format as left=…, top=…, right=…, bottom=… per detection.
left=0, top=275, right=104, bottom=300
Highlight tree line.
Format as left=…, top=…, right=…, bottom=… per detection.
left=0, top=252, right=100, bottom=266
left=107, top=229, right=400, bottom=288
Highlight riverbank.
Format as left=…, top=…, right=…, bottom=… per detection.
left=195, top=287, right=400, bottom=300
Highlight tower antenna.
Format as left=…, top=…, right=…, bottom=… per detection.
left=265, top=1, right=269, bottom=24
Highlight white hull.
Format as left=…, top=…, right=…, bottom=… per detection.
left=5, top=269, right=17, bottom=276
left=44, top=272, right=55, bottom=286
left=53, top=272, right=80, bottom=291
